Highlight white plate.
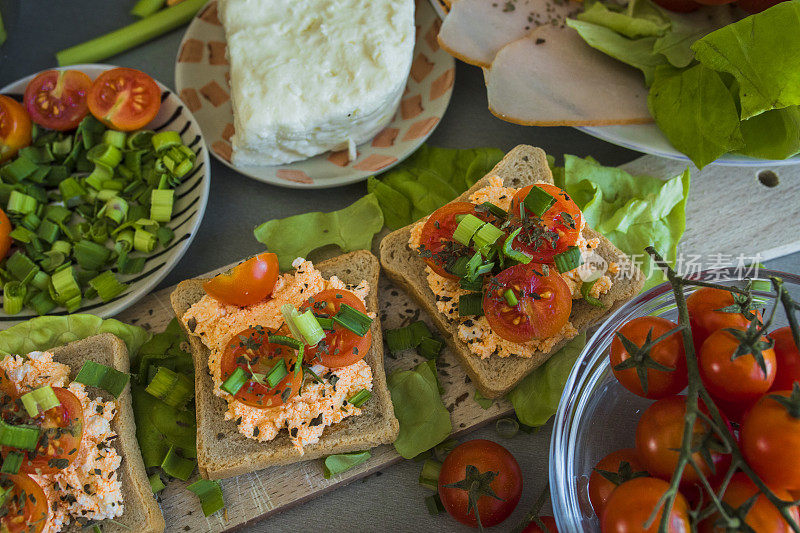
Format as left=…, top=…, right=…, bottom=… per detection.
left=0, top=64, right=210, bottom=324
left=578, top=124, right=800, bottom=168
left=174, top=0, right=455, bottom=189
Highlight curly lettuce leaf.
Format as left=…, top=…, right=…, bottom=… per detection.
left=562, top=154, right=690, bottom=289
left=692, top=1, right=800, bottom=120
left=508, top=334, right=586, bottom=427
left=577, top=0, right=670, bottom=39
left=648, top=64, right=744, bottom=169
left=367, top=145, right=504, bottom=230
left=388, top=359, right=452, bottom=459
left=739, top=106, right=800, bottom=161
left=254, top=194, right=384, bottom=270
left=322, top=451, right=371, bottom=479
left=0, top=315, right=150, bottom=359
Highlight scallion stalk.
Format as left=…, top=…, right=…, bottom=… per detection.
left=88, top=271, right=127, bottom=302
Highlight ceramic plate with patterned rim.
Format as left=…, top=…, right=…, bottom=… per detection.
left=174, top=0, right=455, bottom=189
left=0, top=64, right=210, bottom=325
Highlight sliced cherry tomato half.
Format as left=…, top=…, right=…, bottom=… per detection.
left=686, top=287, right=760, bottom=352
left=508, top=184, right=582, bottom=264
left=0, top=474, right=48, bottom=533
left=601, top=477, right=691, bottom=533
left=417, top=202, right=491, bottom=279
left=769, top=327, right=800, bottom=391
left=87, top=67, right=161, bottom=131
left=588, top=448, right=648, bottom=518
left=1, top=387, right=85, bottom=475
left=299, top=289, right=371, bottom=368
left=203, top=252, right=280, bottom=307
left=23, top=70, right=91, bottom=131
left=0, top=96, right=32, bottom=163
left=483, top=263, right=572, bottom=343
left=220, top=326, right=303, bottom=409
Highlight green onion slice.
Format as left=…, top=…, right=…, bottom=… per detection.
left=145, top=367, right=194, bottom=409
left=0, top=420, right=40, bottom=451
left=581, top=280, right=605, bottom=308
left=283, top=306, right=325, bottom=346
left=523, top=186, right=556, bottom=217
left=348, top=389, right=371, bottom=407
left=152, top=131, right=182, bottom=152
left=418, top=337, right=443, bottom=360
left=150, top=189, right=174, bottom=223
left=265, top=359, right=288, bottom=388
left=473, top=223, right=504, bottom=253
left=0, top=451, right=23, bottom=474
left=447, top=256, right=470, bottom=278
left=74, top=360, right=130, bottom=398
left=458, top=293, right=483, bottom=317
left=459, top=278, right=483, bottom=292
left=554, top=246, right=582, bottom=273
left=504, top=289, right=519, bottom=307
left=89, top=271, right=127, bottom=302
left=496, top=417, right=520, bottom=438
left=221, top=367, right=249, bottom=396
left=3, top=282, right=26, bottom=315
left=418, top=458, right=442, bottom=491
left=332, top=304, right=373, bottom=337
left=187, top=479, right=225, bottom=517
left=502, top=228, right=533, bottom=264
left=425, top=493, right=445, bottom=515
left=160, top=445, right=195, bottom=480
left=148, top=473, right=166, bottom=494
left=20, top=385, right=60, bottom=417
left=452, top=214, right=485, bottom=246
left=267, top=335, right=305, bottom=376
left=477, top=202, right=508, bottom=219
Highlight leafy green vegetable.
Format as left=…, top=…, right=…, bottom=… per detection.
left=322, top=451, right=371, bottom=479
left=474, top=390, right=493, bottom=410
left=651, top=9, right=715, bottom=68
left=577, top=0, right=670, bottom=39
left=648, top=64, right=744, bottom=169
left=566, top=19, right=666, bottom=86
left=367, top=145, right=504, bottom=230
left=739, top=107, right=800, bottom=161
left=254, top=194, right=384, bottom=270
left=692, top=1, right=800, bottom=120
left=560, top=155, right=690, bottom=289
left=508, top=334, right=586, bottom=427
left=0, top=314, right=149, bottom=358
left=133, top=382, right=197, bottom=467
left=388, top=360, right=452, bottom=459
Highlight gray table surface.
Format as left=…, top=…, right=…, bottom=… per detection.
left=1, top=2, right=798, bottom=532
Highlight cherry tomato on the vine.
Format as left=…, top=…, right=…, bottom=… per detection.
left=601, top=477, right=691, bottom=533
left=522, top=516, right=558, bottom=533
left=769, top=327, right=800, bottom=391
left=686, top=287, right=759, bottom=352
left=589, top=448, right=648, bottom=518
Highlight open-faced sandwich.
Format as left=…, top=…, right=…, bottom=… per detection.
left=0, top=334, right=164, bottom=533
left=381, top=145, right=645, bottom=398
left=171, top=250, right=398, bottom=480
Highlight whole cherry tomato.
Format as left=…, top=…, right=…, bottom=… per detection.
left=203, top=252, right=279, bottom=307
left=601, top=477, right=691, bottom=533
left=589, top=448, right=648, bottom=518
left=687, top=287, right=760, bottom=352
left=522, top=516, right=558, bottom=533
left=769, top=327, right=800, bottom=391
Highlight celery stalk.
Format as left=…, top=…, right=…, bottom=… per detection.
left=131, top=0, right=166, bottom=18
left=55, top=0, right=206, bottom=66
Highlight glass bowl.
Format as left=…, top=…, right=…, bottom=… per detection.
left=549, top=267, right=800, bottom=532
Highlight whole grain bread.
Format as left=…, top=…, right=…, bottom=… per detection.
left=50, top=333, right=165, bottom=533
left=380, top=145, right=645, bottom=398
left=170, top=250, right=399, bottom=480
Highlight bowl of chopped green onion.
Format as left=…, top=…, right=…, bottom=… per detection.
left=0, top=64, right=210, bottom=324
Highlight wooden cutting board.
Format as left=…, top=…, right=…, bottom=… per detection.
left=114, top=155, right=800, bottom=532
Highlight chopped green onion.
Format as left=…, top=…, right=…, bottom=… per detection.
left=496, top=417, right=520, bottom=438
left=293, top=309, right=325, bottom=346
left=348, top=389, right=371, bottom=407
left=465, top=252, right=486, bottom=282
left=458, top=293, right=483, bottom=317
left=103, top=197, right=129, bottom=225
left=9, top=226, right=35, bottom=244
left=30, top=271, right=50, bottom=292
left=36, top=219, right=60, bottom=243
left=0, top=452, right=23, bottom=475
left=0, top=420, right=40, bottom=451
left=74, top=240, right=111, bottom=271
left=322, top=451, right=371, bottom=479
left=459, top=278, right=483, bottom=292
left=425, top=494, right=445, bottom=515
left=29, top=292, right=57, bottom=316
left=502, top=228, right=533, bottom=264
left=3, top=282, right=25, bottom=315
left=148, top=473, right=165, bottom=494
left=20, top=385, right=60, bottom=417
left=152, top=131, right=182, bottom=152
left=418, top=458, right=442, bottom=491
left=452, top=214, right=485, bottom=246
left=160, top=445, right=195, bottom=480
left=504, top=289, right=519, bottom=306
left=265, top=359, right=288, bottom=388
left=7, top=191, right=37, bottom=215
left=523, top=186, right=556, bottom=217
left=150, top=189, right=174, bottom=222
left=333, top=304, right=373, bottom=337
left=554, top=246, right=582, bottom=273
left=473, top=223, right=504, bottom=254
left=58, top=177, right=86, bottom=207
left=6, top=252, right=38, bottom=282
left=433, top=438, right=459, bottom=461
left=19, top=212, right=40, bottom=232
left=385, top=327, right=414, bottom=354
left=85, top=163, right=114, bottom=190
left=221, top=367, right=248, bottom=396
left=418, top=337, right=443, bottom=360
left=478, top=202, right=508, bottom=219
left=44, top=205, right=71, bottom=224
left=74, top=360, right=130, bottom=398
left=267, top=335, right=305, bottom=373
left=186, top=479, right=225, bottom=517
left=447, top=256, right=470, bottom=278
left=315, top=317, right=335, bottom=330
left=102, top=130, right=127, bottom=150
left=86, top=143, right=123, bottom=168
left=1, top=157, right=38, bottom=182
left=134, top=228, right=156, bottom=253
left=581, top=280, right=605, bottom=308
left=146, top=367, right=194, bottom=409
left=89, top=272, right=127, bottom=302
left=127, top=131, right=154, bottom=150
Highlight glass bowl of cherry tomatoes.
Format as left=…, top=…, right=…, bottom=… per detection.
left=549, top=266, right=800, bottom=532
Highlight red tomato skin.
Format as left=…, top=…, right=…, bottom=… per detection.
left=87, top=67, right=161, bottom=131
left=438, top=439, right=522, bottom=529
left=653, top=0, right=702, bottom=11
left=0, top=95, right=32, bottom=163
left=23, top=70, right=91, bottom=131
left=522, top=516, right=558, bottom=533
left=203, top=252, right=279, bottom=307
left=741, top=391, right=800, bottom=491
left=687, top=287, right=756, bottom=352
left=417, top=202, right=489, bottom=279
left=601, top=477, right=690, bottom=533
left=589, top=448, right=647, bottom=518
left=698, top=473, right=799, bottom=533
left=0, top=209, right=12, bottom=260
left=698, top=328, right=776, bottom=420
left=0, top=474, right=47, bottom=533
left=635, top=396, right=732, bottom=487
left=610, top=316, right=687, bottom=399
left=769, top=327, right=800, bottom=391
left=737, top=0, right=784, bottom=12
left=299, top=289, right=371, bottom=368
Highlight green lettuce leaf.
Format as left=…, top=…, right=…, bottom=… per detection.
left=388, top=360, right=452, bottom=459
left=577, top=0, right=670, bottom=39
left=322, top=451, right=371, bottom=479
left=253, top=194, right=384, bottom=270
left=648, top=64, right=744, bottom=169
left=508, top=334, right=586, bottom=427
left=566, top=19, right=667, bottom=86
left=692, top=1, right=800, bottom=120
left=561, top=154, right=690, bottom=289
left=738, top=106, right=800, bottom=161
left=367, top=145, right=504, bottom=230
left=133, top=382, right=197, bottom=467
left=0, top=314, right=150, bottom=358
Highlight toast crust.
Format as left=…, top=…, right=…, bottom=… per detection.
left=49, top=334, right=165, bottom=533
left=170, top=250, right=399, bottom=480
left=380, top=145, right=645, bottom=398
